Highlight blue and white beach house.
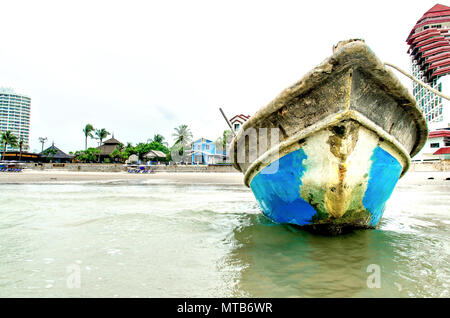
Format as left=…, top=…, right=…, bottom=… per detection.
left=190, top=138, right=221, bottom=165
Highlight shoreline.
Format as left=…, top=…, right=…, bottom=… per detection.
left=0, top=169, right=449, bottom=185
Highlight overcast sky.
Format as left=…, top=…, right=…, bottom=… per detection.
left=0, top=0, right=443, bottom=152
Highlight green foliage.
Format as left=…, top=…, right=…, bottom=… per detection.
left=73, top=132, right=170, bottom=163
left=95, top=128, right=110, bottom=145
left=103, top=158, right=111, bottom=163
left=172, top=124, right=193, bottom=148
left=1, top=130, right=18, bottom=158
left=107, top=135, right=170, bottom=162
left=149, top=134, right=168, bottom=146
left=124, top=142, right=137, bottom=157
left=43, top=147, right=58, bottom=162
left=83, top=124, right=95, bottom=150
left=83, top=124, right=95, bottom=138
left=116, top=142, right=124, bottom=151
left=74, top=148, right=101, bottom=162
left=110, top=147, right=128, bottom=162
left=135, top=141, right=170, bottom=158
left=43, top=148, right=58, bottom=157
left=165, top=150, right=172, bottom=162
left=1, top=130, right=18, bottom=148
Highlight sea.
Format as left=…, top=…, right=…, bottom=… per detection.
left=0, top=178, right=448, bottom=297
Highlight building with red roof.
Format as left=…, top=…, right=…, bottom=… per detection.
left=413, top=128, right=450, bottom=161
left=406, top=4, right=450, bottom=131
left=229, top=114, right=251, bottom=133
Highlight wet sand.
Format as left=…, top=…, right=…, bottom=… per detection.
left=397, top=170, right=450, bottom=186
left=0, top=169, right=448, bottom=185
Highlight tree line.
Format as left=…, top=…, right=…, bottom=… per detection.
left=0, top=130, right=26, bottom=160
left=1, top=123, right=233, bottom=163
left=73, top=123, right=196, bottom=163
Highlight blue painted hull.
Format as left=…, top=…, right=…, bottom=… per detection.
left=249, top=144, right=403, bottom=233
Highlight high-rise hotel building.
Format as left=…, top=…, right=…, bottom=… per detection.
left=0, top=87, right=31, bottom=151
left=406, top=4, right=450, bottom=130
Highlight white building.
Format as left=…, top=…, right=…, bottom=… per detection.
left=410, top=63, right=450, bottom=131
left=406, top=4, right=450, bottom=131
left=412, top=129, right=450, bottom=161
left=0, top=87, right=31, bottom=151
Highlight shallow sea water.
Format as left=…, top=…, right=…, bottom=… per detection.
left=0, top=179, right=448, bottom=297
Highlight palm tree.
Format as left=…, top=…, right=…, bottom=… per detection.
left=172, top=125, right=193, bottom=148
left=149, top=134, right=168, bottom=146
left=38, top=137, right=47, bottom=152
left=18, top=138, right=25, bottom=162
left=1, top=130, right=18, bottom=160
left=94, top=128, right=110, bottom=162
left=94, top=128, right=110, bottom=146
left=83, top=124, right=95, bottom=150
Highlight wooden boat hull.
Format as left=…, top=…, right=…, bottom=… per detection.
left=231, top=40, right=428, bottom=234
left=249, top=120, right=404, bottom=234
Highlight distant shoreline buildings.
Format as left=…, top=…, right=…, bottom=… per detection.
left=230, top=114, right=250, bottom=133
left=0, top=87, right=31, bottom=152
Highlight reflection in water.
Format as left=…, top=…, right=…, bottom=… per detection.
left=227, top=215, right=378, bottom=297
left=0, top=181, right=448, bottom=297
left=227, top=196, right=449, bottom=297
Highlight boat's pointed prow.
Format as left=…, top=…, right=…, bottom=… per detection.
left=332, top=38, right=365, bottom=53
left=231, top=39, right=428, bottom=235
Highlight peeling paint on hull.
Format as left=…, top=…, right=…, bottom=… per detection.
left=249, top=123, right=404, bottom=234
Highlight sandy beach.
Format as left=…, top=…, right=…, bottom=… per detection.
left=0, top=169, right=448, bottom=186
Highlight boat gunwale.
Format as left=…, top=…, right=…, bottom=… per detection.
left=231, top=41, right=428, bottom=178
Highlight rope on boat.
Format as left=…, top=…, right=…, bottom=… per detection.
left=384, top=62, right=450, bottom=101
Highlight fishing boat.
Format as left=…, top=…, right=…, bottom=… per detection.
left=230, top=39, right=428, bottom=235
